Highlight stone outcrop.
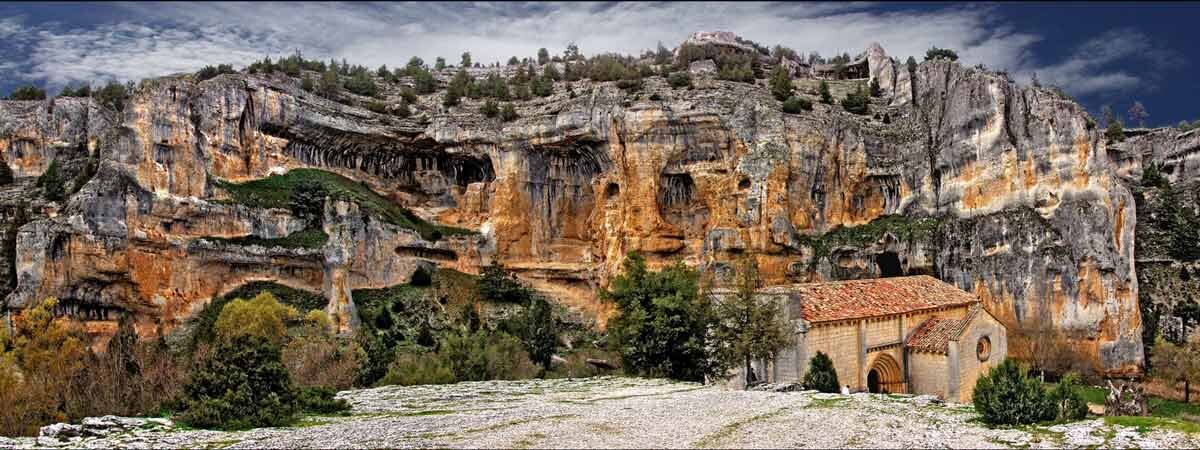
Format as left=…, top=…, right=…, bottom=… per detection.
left=0, top=37, right=1146, bottom=375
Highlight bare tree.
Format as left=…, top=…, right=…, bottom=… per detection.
left=1128, top=101, right=1149, bottom=128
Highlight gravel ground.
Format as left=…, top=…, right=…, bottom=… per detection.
left=4, top=376, right=1199, bottom=449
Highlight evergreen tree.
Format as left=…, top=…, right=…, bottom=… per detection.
left=768, top=66, right=793, bottom=101
left=537, top=48, right=550, bottom=65
left=710, top=257, right=792, bottom=388
left=603, top=253, right=714, bottom=381
left=460, top=52, right=472, bottom=68
left=178, top=334, right=298, bottom=430
left=803, top=352, right=839, bottom=393
left=434, top=57, right=446, bottom=71
left=818, top=80, right=833, bottom=104
left=972, top=359, right=1057, bottom=425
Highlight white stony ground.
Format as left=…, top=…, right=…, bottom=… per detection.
left=4, top=376, right=1199, bottom=449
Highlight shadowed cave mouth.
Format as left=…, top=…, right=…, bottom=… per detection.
left=395, top=245, right=457, bottom=261
left=280, top=134, right=494, bottom=188
left=876, top=251, right=902, bottom=277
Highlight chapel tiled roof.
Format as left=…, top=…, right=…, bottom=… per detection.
left=905, top=305, right=981, bottom=354
left=757, top=275, right=978, bottom=323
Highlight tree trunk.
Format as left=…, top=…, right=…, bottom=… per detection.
left=744, top=356, right=753, bottom=389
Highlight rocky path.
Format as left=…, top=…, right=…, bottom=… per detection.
left=4, top=377, right=1198, bottom=449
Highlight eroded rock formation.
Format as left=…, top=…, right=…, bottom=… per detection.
left=0, top=37, right=1148, bottom=376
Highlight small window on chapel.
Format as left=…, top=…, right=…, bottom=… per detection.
left=977, top=336, right=992, bottom=361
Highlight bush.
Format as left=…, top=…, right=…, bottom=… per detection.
left=604, top=253, right=713, bottom=381
left=480, top=99, right=499, bottom=118
left=58, top=84, right=91, bottom=98
left=6, top=85, right=46, bottom=101
left=1106, top=119, right=1126, bottom=143
left=973, top=359, right=1057, bottom=425
left=94, top=81, right=130, bottom=112
left=289, top=179, right=328, bottom=227
left=1051, top=372, right=1089, bottom=421
left=379, top=347, right=456, bottom=386
left=0, top=298, right=88, bottom=436
left=282, top=320, right=362, bottom=390
left=344, top=71, right=378, bottom=97
left=840, top=84, right=870, bottom=115
left=296, top=386, right=350, bottom=414
left=803, top=352, right=840, bottom=393
left=195, top=64, right=235, bottom=82
left=178, top=335, right=298, bottom=430
left=925, top=47, right=960, bottom=62
left=668, top=72, right=692, bottom=88
left=869, top=78, right=882, bottom=97
left=365, top=100, right=388, bottom=114
left=500, top=103, right=519, bottom=122
left=213, top=292, right=299, bottom=346
left=36, top=159, right=65, bottom=202
left=782, top=96, right=812, bottom=114
left=818, top=80, right=833, bottom=104
left=769, top=66, right=793, bottom=101
left=413, top=68, right=437, bottom=94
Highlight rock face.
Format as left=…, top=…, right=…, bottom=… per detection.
left=0, top=39, right=1145, bottom=375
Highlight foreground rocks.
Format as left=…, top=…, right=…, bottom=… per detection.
left=6, top=377, right=1197, bottom=449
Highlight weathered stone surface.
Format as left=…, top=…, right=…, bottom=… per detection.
left=7, top=378, right=1199, bottom=449
left=0, top=38, right=1145, bottom=375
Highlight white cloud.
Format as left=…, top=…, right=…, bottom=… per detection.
left=0, top=2, right=1178, bottom=100
left=1012, top=28, right=1174, bottom=96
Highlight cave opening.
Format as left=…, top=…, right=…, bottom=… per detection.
left=877, top=252, right=902, bottom=278
left=605, top=183, right=620, bottom=199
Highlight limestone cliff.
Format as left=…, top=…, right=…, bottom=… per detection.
left=0, top=38, right=1144, bottom=376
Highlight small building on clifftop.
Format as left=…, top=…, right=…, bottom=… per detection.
left=711, top=275, right=1007, bottom=403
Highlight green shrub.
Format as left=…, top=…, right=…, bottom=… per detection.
left=379, top=347, right=456, bottom=386
left=972, top=359, right=1057, bottom=425
left=604, top=253, right=713, bottom=381
left=668, top=72, right=692, bottom=88
left=500, top=103, right=518, bottom=122
left=58, top=84, right=91, bottom=98
left=480, top=99, right=499, bottom=117
left=869, top=78, right=881, bottom=97
left=196, top=64, right=235, bottom=82
left=1107, top=119, right=1126, bottom=143
left=178, top=335, right=298, bottom=430
left=6, top=85, right=46, bottom=101
left=37, top=159, right=65, bottom=202
left=803, top=352, right=840, bottom=393
left=925, top=47, right=959, bottom=61
left=213, top=292, right=299, bottom=346
left=478, top=263, right=531, bottom=303
left=1051, top=372, right=1089, bottom=421
left=296, top=386, right=350, bottom=414
left=818, top=80, right=833, bottom=104
left=782, top=96, right=812, bottom=114
left=94, top=81, right=129, bottom=112
left=840, top=84, right=870, bottom=115
left=344, top=71, right=378, bottom=97
left=365, top=100, right=388, bottom=114
left=769, top=66, right=793, bottom=101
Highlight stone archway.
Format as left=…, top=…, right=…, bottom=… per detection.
left=867, top=353, right=904, bottom=394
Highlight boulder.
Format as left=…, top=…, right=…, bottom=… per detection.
left=1105, top=380, right=1149, bottom=416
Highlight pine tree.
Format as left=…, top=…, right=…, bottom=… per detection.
left=803, top=352, right=839, bottom=393
left=818, top=80, right=833, bottom=104
left=768, top=66, right=793, bottom=101
left=711, top=257, right=792, bottom=388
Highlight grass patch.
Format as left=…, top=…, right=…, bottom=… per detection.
left=1105, top=416, right=1200, bottom=434
left=799, top=214, right=940, bottom=258
left=215, top=168, right=473, bottom=240
left=694, top=407, right=788, bottom=448
left=201, top=228, right=328, bottom=250
left=1076, top=384, right=1200, bottom=420
left=808, top=397, right=851, bottom=408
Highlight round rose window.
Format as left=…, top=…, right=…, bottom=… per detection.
left=977, top=336, right=992, bottom=361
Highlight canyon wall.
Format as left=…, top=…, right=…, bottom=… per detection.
left=0, top=43, right=1148, bottom=375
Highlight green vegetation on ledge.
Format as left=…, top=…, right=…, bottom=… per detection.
left=214, top=169, right=472, bottom=241
left=799, top=215, right=941, bottom=258
left=202, top=228, right=329, bottom=250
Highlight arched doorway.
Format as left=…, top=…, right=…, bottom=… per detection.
left=867, top=353, right=904, bottom=394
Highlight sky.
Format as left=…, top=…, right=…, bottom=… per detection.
left=1, top=1, right=1196, bottom=126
